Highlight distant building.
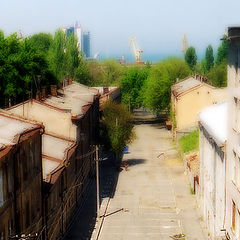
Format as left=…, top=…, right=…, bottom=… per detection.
left=82, top=31, right=90, bottom=58
left=66, top=26, right=74, bottom=37
left=198, top=102, right=227, bottom=239
left=75, top=25, right=82, bottom=51
left=92, top=86, right=121, bottom=108
left=62, top=24, right=90, bottom=55
left=171, top=75, right=227, bottom=138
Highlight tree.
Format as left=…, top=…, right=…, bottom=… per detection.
left=64, top=33, right=79, bottom=79
left=87, top=61, right=105, bottom=86
left=101, top=59, right=124, bottom=86
left=0, top=31, right=53, bottom=107
left=143, top=58, right=191, bottom=112
left=29, top=33, right=53, bottom=54
left=100, top=100, right=135, bottom=163
left=205, top=45, right=214, bottom=71
left=185, top=46, right=197, bottom=71
left=121, top=66, right=149, bottom=110
left=207, top=62, right=227, bottom=87
left=48, top=29, right=66, bottom=82
left=216, top=35, right=228, bottom=65
left=74, top=52, right=91, bottom=85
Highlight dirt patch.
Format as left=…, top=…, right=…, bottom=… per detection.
left=164, top=158, right=183, bottom=167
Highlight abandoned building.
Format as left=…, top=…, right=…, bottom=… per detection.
left=4, top=81, right=100, bottom=239
left=0, top=111, right=44, bottom=240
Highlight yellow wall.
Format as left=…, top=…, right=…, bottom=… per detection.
left=8, top=101, right=76, bottom=140
left=174, top=85, right=227, bottom=131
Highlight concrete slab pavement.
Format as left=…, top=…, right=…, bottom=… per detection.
left=91, top=124, right=208, bottom=240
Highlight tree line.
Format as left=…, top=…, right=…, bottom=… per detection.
left=0, top=29, right=126, bottom=107
left=184, top=35, right=228, bottom=87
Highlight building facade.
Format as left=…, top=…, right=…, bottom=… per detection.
left=6, top=82, right=100, bottom=239
left=82, top=31, right=90, bottom=58
left=0, top=111, right=44, bottom=240
left=225, top=27, right=240, bottom=240
left=198, top=102, right=227, bottom=239
left=171, top=75, right=227, bottom=138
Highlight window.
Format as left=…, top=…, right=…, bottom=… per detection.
left=233, top=201, right=236, bottom=231
left=0, top=168, right=3, bottom=206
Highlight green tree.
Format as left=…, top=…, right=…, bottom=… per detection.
left=48, top=29, right=65, bottom=81
left=205, top=45, right=214, bottom=71
left=74, top=52, right=91, bottom=85
left=64, top=33, right=79, bottom=79
left=87, top=61, right=105, bottom=86
left=207, top=62, right=227, bottom=87
left=29, top=33, right=53, bottom=53
left=143, top=58, right=191, bottom=112
left=100, top=100, right=135, bottom=163
left=216, top=35, right=228, bottom=65
left=0, top=31, right=53, bottom=107
left=185, top=46, right=197, bottom=71
left=101, top=59, right=124, bottom=86
left=121, top=66, right=149, bottom=110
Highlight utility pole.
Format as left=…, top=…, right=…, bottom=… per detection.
left=96, top=145, right=100, bottom=218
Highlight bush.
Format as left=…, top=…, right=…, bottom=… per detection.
left=179, top=130, right=199, bottom=153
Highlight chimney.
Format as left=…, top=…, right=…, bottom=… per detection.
left=41, top=86, right=47, bottom=99
left=36, top=91, right=41, bottom=101
left=50, top=85, right=57, bottom=97
left=103, top=87, right=109, bottom=94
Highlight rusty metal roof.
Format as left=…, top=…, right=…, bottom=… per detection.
left=171, top=77, right=202, bottom=97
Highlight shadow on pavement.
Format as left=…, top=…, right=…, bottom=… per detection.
left=62, top=152, right=120, bottom=240
left=122, top=158, right=146, bottom=166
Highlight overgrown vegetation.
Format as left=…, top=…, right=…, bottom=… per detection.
left=179, top=130, right=199, bottom=153
left=143, top=58, right=191, bottom=113
left=100, top=100, right=135, bottom=159
left=120, top=65, right=149, bottom=110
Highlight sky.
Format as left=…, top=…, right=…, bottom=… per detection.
left=0, top=0, right=240, bottom=61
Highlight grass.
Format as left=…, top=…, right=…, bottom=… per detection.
left=179, top=130, right=199, bottom=153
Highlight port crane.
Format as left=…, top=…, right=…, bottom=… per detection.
left=182, top=33, right=188, bottom=55
left=130, top=36, right=144, bottom=64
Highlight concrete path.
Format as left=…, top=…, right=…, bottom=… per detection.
left=92, top=124, right=208, bottom=240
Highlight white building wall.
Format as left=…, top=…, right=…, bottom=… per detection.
left=199, top=128, right=225, bottom=239
left=226, top=33, right=240, bottom=240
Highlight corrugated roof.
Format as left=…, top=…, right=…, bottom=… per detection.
left=44, top=82, right=98, bottom=116
left=171, top=77, right=202, bottom=97
left=42, top=134, right=75, bottom=182
left=44, top=95, right=91, bottom=116
left=0, top=112, right=41, bottom=147
left=198, top=102, right=227, bottom=147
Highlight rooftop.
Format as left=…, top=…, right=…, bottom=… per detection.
left=42, top=134, right=75, bottom=182
left=44, top=82, right=98, bottom=116
left=44, top=95, right=91, bottom=116
left=93, top=86, right=118, bottom=95
left=0, top=111, right=41, bottom=149
left=198, top=102, right=227, bottom=146
left=60, top=82, right=98, bottom=96
left=171, top=76, right=203, bottom=97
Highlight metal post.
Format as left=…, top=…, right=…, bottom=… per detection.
left=96, top=145, right=100, bottom=218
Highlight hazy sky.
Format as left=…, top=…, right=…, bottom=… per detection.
left=0, top=0, right=240, bottom=60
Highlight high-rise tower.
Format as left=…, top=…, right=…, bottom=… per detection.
left=82, top=31, right=90, bottom=58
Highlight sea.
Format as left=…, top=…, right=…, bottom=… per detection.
left=98, top=52, right=205, bottom=64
